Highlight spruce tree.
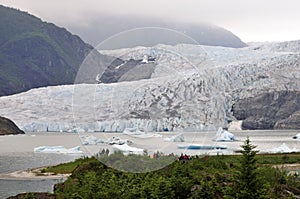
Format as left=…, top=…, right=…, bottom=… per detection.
left=236, top=136, right=261, bottom=199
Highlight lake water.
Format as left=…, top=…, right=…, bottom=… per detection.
left=0, top=130, right=299, bottom=198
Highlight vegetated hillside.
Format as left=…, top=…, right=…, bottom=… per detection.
left=0, top=5, right=107, bottom=96
left=0, top=116, right=24, bottom=135
left=67, top=15, right=247, bottom=49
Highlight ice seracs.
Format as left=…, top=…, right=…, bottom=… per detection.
left=213, top=127, right=236, bottom=142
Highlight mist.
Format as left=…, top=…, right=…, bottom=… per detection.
left=1, top=0, right=300, bottom=42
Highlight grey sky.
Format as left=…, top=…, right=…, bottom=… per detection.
left=1, top=0, right=300, bottom=42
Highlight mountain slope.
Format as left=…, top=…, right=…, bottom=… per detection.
left=0, top=5, right=106, bottom=96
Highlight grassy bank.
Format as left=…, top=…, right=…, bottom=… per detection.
left=43, top=152, right=300, bottom=174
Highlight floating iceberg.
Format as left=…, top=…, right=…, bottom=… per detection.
left=108, top=136, right=129, bottom=145
left=34, top=146, right=83, bottom=154
left=177, top=144, right=227, bottom=150
left=164, top=133, right=184, bottom=142
left=292, top=133, right=300, bottom=139
left=112, top=144, right=144, bottom=155
left=213, top=127, right=236, bottom=142
left=123, top=128, right=144, bottom=135
left=123, top=128, right=162, bottom=138
left=270, top=143, right=299, bottom=153
left=82, top=135, right=104, bottom=145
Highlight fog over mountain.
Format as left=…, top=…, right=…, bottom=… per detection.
left=1, top=0, right=300, bottom=42
left=66, top=15, right=247, bottom=49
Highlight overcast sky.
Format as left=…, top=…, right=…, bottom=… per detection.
left=1, top=0, right=300, bottom=42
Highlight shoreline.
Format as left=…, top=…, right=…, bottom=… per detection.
left=0, top=166, right=70, bottom=180
left=1, top=155, right=300, bottom=181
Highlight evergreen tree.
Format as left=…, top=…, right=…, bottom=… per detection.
left=235, top=137, right=264, bottom=199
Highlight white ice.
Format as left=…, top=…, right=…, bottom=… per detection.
left=34, top=146, right=83, bottom=154
left=213, top=127, right=236, bottom=142
left=112, top=143, right=144, bottom=155
left=270, top=143, right=299, bottom=153
left=123, top=128, right=162, bottom=138
left=164, top=133, right=184, bottom=142
left=293, top=133, right=300, bottom=139
left=82, top=135, right=104, bottom=145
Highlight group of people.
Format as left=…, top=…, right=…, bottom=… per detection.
left=97, top=148, right=110, bottom=156
left=179, top=153, right=191, bottom=161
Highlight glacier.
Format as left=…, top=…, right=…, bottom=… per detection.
left=0, top=41, right=299, bottom=133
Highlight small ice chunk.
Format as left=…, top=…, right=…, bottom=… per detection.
left=123, top=128, right=162, bottom=138
left=123, top=128, right=144, bottom=135
left=164, top=133, right=184, bottom=142
left=108, top=136, right=127, bottom=145
left=271, top=143, right=298, bottom=153
left=82, top=135, right=103, bottom=145
left=112, top=144, right=143, bottom=155
left=292, top=133, right=300, bottom=139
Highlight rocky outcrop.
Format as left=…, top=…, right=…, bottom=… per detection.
left=232, top=91, right=300, bottom=129
left=0, top=116, right=25, bottom=135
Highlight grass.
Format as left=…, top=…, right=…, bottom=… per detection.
left=43, top=152, right=300, bottom=174
left=41, top=157, right=92, bottom=174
